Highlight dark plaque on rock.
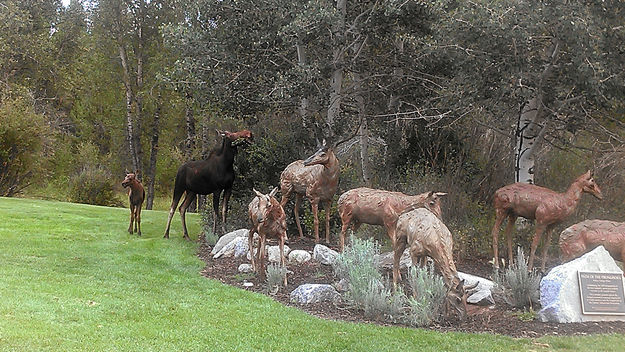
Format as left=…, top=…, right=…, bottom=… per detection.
left=578, top=271, right=625, bottom=315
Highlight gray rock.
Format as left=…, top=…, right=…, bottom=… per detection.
left=289, top=250, right=312, bottom=264
left=238, top=263, right=253, bottom=273
left=233, top=237, right=251, bottom=258
left=267, top=245, right=291, bottom=263
left=538, top=246, right=625, bottom=323
left=214, top=236, right=248, bottom=259
left=313, top=244, right=339, bottom=265
left=211, top=229, right=249, bottom=255
left=290, top=284, right=341, bottom=305
left=373, top=249, right=413, bottom=271
left=458, top=272, right=496, bottom=306
left=333, top=278, right=350, bottom=292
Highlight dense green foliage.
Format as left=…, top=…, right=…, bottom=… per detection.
left=1, top=0, right=625, bottom=258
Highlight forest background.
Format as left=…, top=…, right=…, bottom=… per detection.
left=1, top=0, right=624, bottom=257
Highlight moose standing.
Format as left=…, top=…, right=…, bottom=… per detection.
left=164, top=129, right=253, bottom=240
left=491, top=170, right=602, bottom=271
left=280, top=140, right=339, bottom=244
left=122, top=171, right=145, bottom=236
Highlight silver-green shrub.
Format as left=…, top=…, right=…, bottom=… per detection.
left=405, top=264, right=447, bottom=326
left=495, top=247, right=541, bottom=309
left=266, top=263, right=287, bottom=293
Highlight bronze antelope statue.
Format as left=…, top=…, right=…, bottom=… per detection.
left=491, top=170, right=602, bottom=271
left=395, top=207, right=477, bottom=320
left=248, top=187, right=288, bottom=286
left=280, top=140, right=339, bottom=244
left=164, top=130, right=253, bottom=240
left=122, top=170, right=145, bottom=236
left=559, top=220, right=625, bottom=263
left=337, top=188, right=447, bottom=251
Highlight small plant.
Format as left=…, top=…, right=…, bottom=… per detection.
left=494, top=247, right=541, bottom=309
left=68, top=166, right=121, bottom=206
left=405, top=264, right=447, bottom=327
left=199, top=206, right=219, bottom=245
left=266, top=263, right=287, bottom=293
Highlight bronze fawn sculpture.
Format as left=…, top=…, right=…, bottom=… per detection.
left=559, top=220, right=625, bottom=263
left=280, top=140, right=339, bottom=244
left=122, top=171, right=145, bottom=236
left=491, top=170, right=602, bottom=272
left=248, top=187, right=288, bottom=286
left=337, top=187, right=447, bottom=252
left=395, top=207, right=477, bottom=320
left=164, top=130, right=253, bottom=240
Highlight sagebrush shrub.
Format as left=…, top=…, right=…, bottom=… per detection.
left=68, top=166, right=121, bottom=206
left=495, top=247, right=541, bottom=309
left=199, top=206, right=219, bottom=245
left=266, top=263, right=287, bottom=293
left=405, top=264, right=447, bottom=326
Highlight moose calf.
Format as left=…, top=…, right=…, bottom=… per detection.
left=559, top=219, right=625, bottom=263
left=122, top=171, right=145, bottom=236
left=248, top=187, right=288, bottom=286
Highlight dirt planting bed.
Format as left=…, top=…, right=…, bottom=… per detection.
left=197, top=237, right=625, bottom=338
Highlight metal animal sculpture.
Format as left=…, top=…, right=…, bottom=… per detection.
left=164, top=130, right=253, bottom=240
left=491, top=170, right=602, bottom=271
left=559, top=219, right=625, bottom=263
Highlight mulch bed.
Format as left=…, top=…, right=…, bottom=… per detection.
left=197, top=236, right=625, bottom=338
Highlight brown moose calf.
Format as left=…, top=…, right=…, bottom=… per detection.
left=122, top=171, right=145, bottom=236
left=248, top=187, right=288, bottom=286
left=559, top=219, right=625, bottom=263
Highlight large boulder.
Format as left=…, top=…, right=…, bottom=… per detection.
left=289, top=250, right=312, bottom=264
left=214, top=236, right=248, bottom=259
left=458, top=272, right=496, bottom=306
left=538, top=246, right=625, bottom=323
left=290, top=284, right=341, bottom=305
left=313, top=244, right=339, bottom=265
left=211, top=229, right=249, bottom=255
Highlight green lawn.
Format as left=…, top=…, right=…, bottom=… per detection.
left=0, top=197, right=623, bottom=351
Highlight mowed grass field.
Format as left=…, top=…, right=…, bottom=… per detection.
left=0, top=197, right=624, bottom=351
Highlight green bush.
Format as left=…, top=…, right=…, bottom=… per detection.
left=266, top=263, right=287, bottom=293
left=0, top=98, right=50, bottom=196
left=494, top=247, right=541, bottom=309
left=405, top=264, right=447, bottom=327
left=68, top=166, right=121, bottom=207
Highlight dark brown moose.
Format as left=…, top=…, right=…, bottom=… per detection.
left=491, top=170, right=602, bottom=272
left=559, top=220, right=625, bottom=263
left=248, top=187, right=288, bottom=286
left=337, top=187, right=447, bottom=252
left=164, top=130, right=253, bottom=240
left=280, top=141, right=339, bottom=244
left=395, top=207, right=477, bottom=320
left=122, top=170, right=145, bottom=236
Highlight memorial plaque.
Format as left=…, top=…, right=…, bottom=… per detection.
left=578, top=271, right=625, bottom=315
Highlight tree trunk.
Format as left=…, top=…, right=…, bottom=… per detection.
left=118, top=42, right=140, bottom=172
left=296, top=39, right=311, bottom=128
left=133, top=0, right=145, bottom=174
left=514, top=40, right=559, bottom=184
left=326, top=0, right=347, bottom=136
left=145, top=93, right=161, bottom=210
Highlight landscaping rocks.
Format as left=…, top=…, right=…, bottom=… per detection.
left=313, top=244, right=339, bottom=265
left=538, top=246, right=625, bottom=323
left=238, top=263, right=253, bottom=273
left=374, top=249, right=413, bottom=271
left=267, top=245, right=291, bottom=263
left=211, top=229, right=249, bottom=255
left=458, top=272, right=496, bottom=306
left=290, top=284, right=341, bottom=305
left=214, top=236, right=248, bottom=259
left=288, top=250, right=312, bottom=264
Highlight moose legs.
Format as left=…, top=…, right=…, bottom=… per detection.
left=128, top=204, right=142, bottom=236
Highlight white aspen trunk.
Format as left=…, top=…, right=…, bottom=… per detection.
left=118, top=42, right=140, bottom=172
left=145, top=93, right=161, bottom=210
left=296, top=40, right=310, bottom=127
left=515, top=96, right=545, bottom=184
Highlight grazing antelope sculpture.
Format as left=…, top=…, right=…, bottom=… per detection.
left=491, top=170, right=602, bottom=271
left=280, top=140, right=339, bottom=243
left=559, top=220, right=625, bottom=263
left=248, top=187, right=288, bottom=286
left=337, top=187, right=447, bottom=252
left=164, top=130, right=253, bottom=240
left=395, top=207, right=477, bottom=320
left=122, top=170, right=145, bottom=236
